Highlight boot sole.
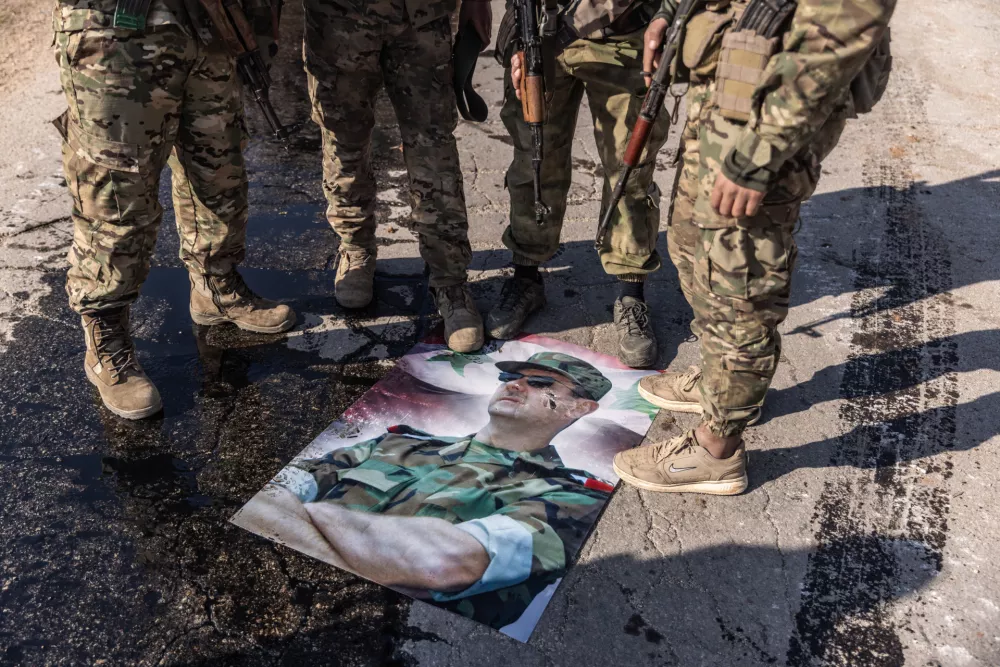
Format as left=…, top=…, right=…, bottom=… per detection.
left=619, top=348, right=657, bottom=369
left=335, top=294, right=374, bottom=310
left=190, top=309, right=296, bottom=334
left=637, top=383, right=761, bottom=426
left=85, top=365, right=162, bottom=421
left=613, top=461, right=748, bottom=496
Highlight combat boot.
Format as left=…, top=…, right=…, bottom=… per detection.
left=486, top=275, right=546, bottom=340
left=638, top=366, right=760, bottom=425
left=614, top=296, right=657, bottom=368
left=82, top=308, right=162, bottom=420
left=433, top=284, right=485, bottom=353
left=189, top=271, right=296, bottom=334
left=334, top=248, right=376, bottom=309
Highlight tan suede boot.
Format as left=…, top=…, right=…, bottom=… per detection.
left=334, top=249, right=376, bottom=309
left=433, top=284, right=484, bottom=353
left=82, top=309, right=162, bottom=420
left=189, top=271, right=296, bottom=334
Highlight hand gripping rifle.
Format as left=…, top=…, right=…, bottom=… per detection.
left=513, top=0, right=557, bottom=224
left=594, top=0, right=699, bottom=248
left=197, top=0, right=289, bottom=140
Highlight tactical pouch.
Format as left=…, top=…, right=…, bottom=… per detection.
left=850, top=28, right=892, bottom=115
left=713, top=29, right=778, bottom=122
left=112, top=0, right=153, bottom=31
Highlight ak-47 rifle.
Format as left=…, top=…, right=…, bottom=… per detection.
left=197, top=0, right=289, bottom=140
left=594, top=0, right=699, bottom=248
left=513, top=0, right=556, bottom=224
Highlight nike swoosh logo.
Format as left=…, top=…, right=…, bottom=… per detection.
left=669, top=464, right=696, bottom=473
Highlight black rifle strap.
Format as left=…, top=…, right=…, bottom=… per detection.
left=452, top=22, right=489, bottom=122
left=541, top=0, right=559, bottom=96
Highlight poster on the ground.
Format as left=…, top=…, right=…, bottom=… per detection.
left=232, top=335, right=659, bottom=642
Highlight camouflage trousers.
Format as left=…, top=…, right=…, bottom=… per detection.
left=500, top=29, right=671, bottom=278
left=54, top=25, right=250, bottom=315
left=304, top=0, right=471, bottom=288
left=668, top=82, right=846, bottom=437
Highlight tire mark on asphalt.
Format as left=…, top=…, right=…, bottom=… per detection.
left=787, top=70, right=957, bottom=665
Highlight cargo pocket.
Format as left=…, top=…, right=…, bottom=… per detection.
left=694, top=224, right=795, bottom=306
left=63, top=119, right=156, bottom=223
left=340, top=461, right=417, bottom=500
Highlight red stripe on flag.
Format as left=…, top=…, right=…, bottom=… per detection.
left=584, top=478, right=615, bottom=493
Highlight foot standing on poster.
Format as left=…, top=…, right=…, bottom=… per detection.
left=306, top=0, right=490, bottom=352
left=53, top=0, right=295, bottom=420
left=490, top=0, right=671, bottom=369
left=614, top=0, right=896, bottom=494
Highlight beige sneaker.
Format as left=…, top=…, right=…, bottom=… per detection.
left=334, top=248, right=376, bottom=309
left=638, top=366, right=760, bottom=425
left=613, top=431, right=748, bottom=495
left=190, top=272, right=296, bottom=334
left=82, top=309, right=162, bottom=420
left=433, top=284, right=484, bottom=353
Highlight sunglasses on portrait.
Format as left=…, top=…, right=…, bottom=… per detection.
left=497, top=371, right=587, bottom=398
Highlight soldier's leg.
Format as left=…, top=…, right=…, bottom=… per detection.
left=169, top=40, right=295, bottom=334
left=55, top=25, right=192, bottom=418
left=381, top=16, right=470, bottom=288
left=569, top=30, right=672, bottom=367
left=382, top=16, right=483, bottom=352
left=304, top=0, right=384, bottom=308
left=487, top=50, right=584, bottom=340
left=498, top=55, right=584, bottom=267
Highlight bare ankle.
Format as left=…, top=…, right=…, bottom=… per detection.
left=693, top=424, right=741, bottom=459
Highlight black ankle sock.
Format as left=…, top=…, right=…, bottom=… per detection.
left=618, top=279, right=645, bottom=301
left=514, top=264, right=541, bottom=282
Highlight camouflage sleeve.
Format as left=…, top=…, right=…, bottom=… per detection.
left=493, top=485, right=609, bottom=581
left=652, top=0, right=678, bottom=23
left=722, top=0, right=896, bottom=191
left=242, top=0, right=279, bottom=63
left=270, top=437, right=380, bottom=502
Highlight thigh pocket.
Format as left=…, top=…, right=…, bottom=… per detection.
left=63, top=119, right=158, bottom=223
left=695, top=224, right=795, bottom=304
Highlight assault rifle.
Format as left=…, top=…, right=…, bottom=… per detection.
left=594, top=0, right=699, bottom=248
left=513, top=0, right=556, bottom=224
left=197, top=0, right=289, bottom=140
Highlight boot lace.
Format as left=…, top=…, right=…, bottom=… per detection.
left=344, top=250, right=374, bottom=271
left=653, top=433, right=696, bottom=462
left=619, top=300, right=651, bottom=337
left=93, top=317, right=139, bottom=383
left=497, top=277, right=536, bottom=315
left=437, top=285, right=472, bottom=317
left=677, top=366, right=702, bottom=392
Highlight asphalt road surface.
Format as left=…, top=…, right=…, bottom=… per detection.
left=1, top=1, right=998, bottom=665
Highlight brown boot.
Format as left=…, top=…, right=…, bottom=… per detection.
left=433, top=284, right=484, bottom=353
left=189, top=271, right=296, bottom=334
left=82, top=309, right=162, bottom=420
left=613, top=431, right=748, bottom=495
left=334, top=249, right=376, bottom=309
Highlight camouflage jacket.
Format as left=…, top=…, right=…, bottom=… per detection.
left=52, top=0, right=275, bottom=45
left=275, top=425, right=614, bottom=628
left=657, top=0, right=896, bottom=191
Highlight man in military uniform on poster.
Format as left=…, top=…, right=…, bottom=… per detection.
left=53, top=0, right=295, bottom=420
left=305, top=0, right=492, bottom=353
left=614, top=0, right=896, bottom=494
left=240, top=352, right=616, bottom=629
left=489, top=0, right=673, bottom=370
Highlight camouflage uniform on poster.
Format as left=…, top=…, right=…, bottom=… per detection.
left=615, top=0, right=897, bottom=495
left=304, top=0, right=485, bottom=353
left=259, top=352, right=615, bottom=629
left=53, top=0, right=294, bottom=419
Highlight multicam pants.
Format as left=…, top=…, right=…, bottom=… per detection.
left=55, top=25, right=250, bottom=314
left=500, top=28, right=672, bottom=278
left=669, top=81, right=847, bottom=437
left=304, top=0, right=472, bottom=288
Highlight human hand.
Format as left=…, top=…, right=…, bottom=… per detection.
left=642, top=17, right=669, bottom=87
left=459, top=0, right=493, bottom=49
left=711, top=170, right=765, bottom=218
left=510, top=51, right=523, bottom=100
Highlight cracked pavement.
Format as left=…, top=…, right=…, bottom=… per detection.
left=2, top=0, right=1000, bottom=665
